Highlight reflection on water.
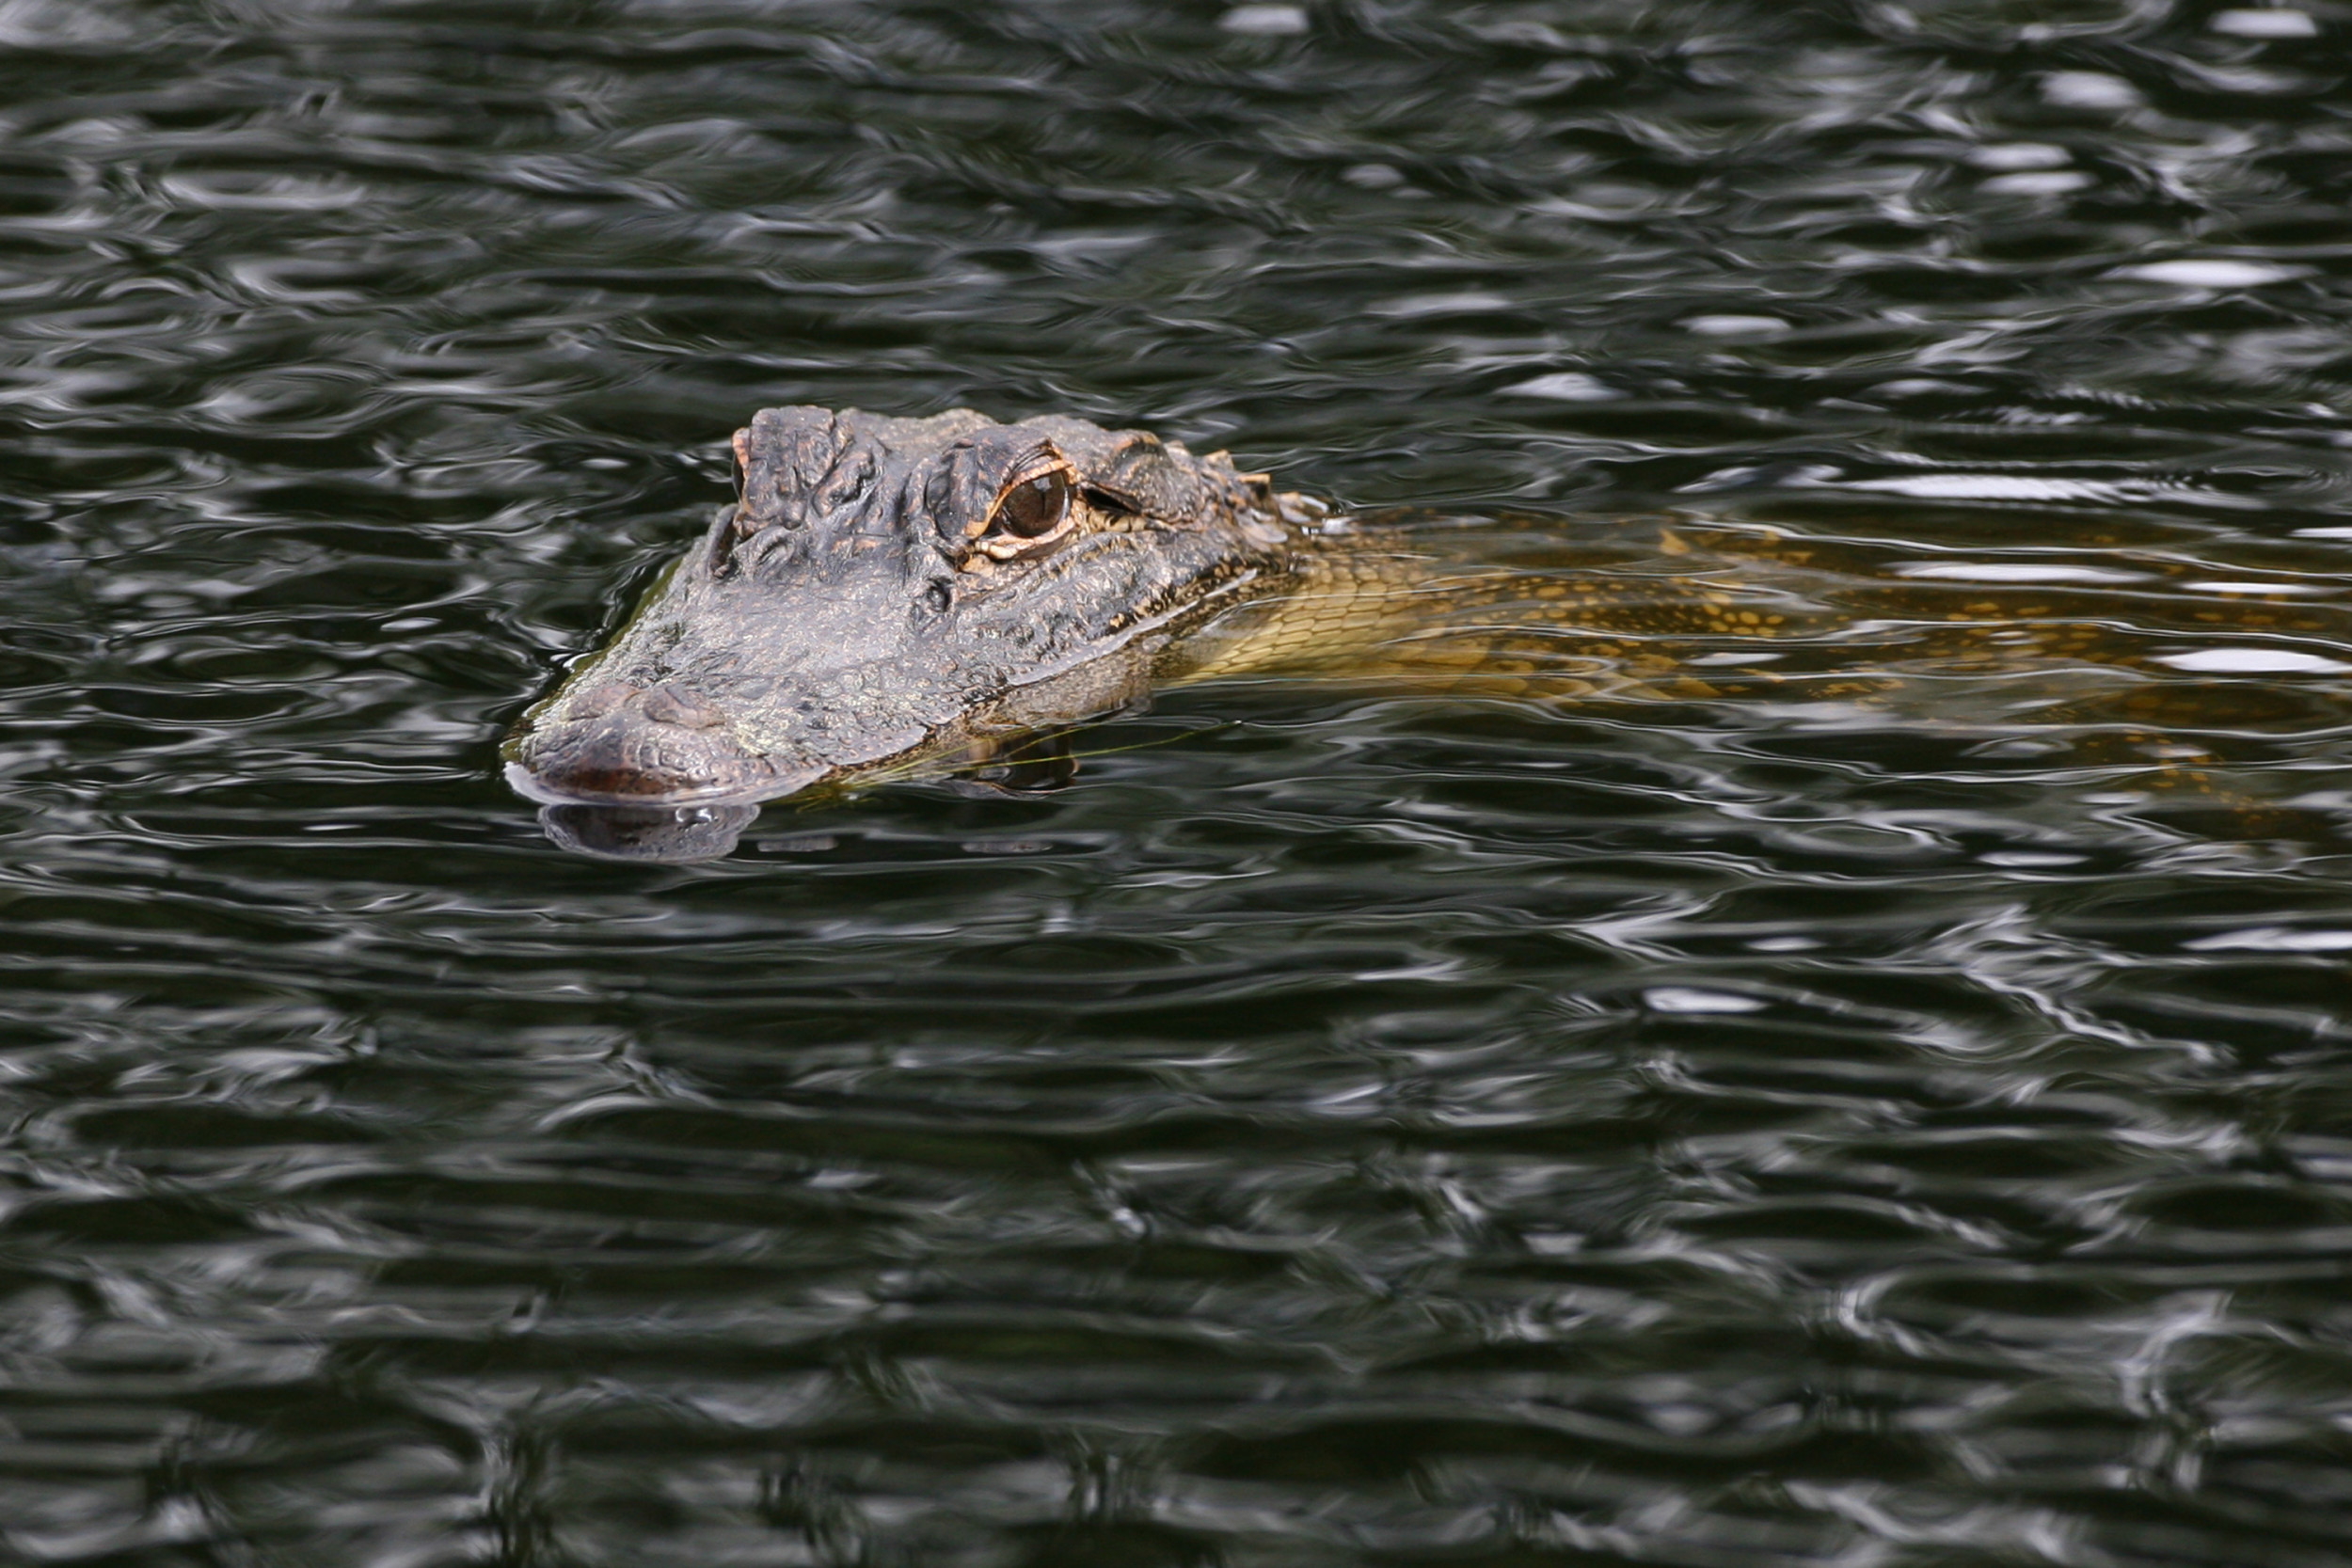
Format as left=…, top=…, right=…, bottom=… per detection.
left=5, top=1, right=2352, bottom=1562
left=539, top=800, right=760, bottom=861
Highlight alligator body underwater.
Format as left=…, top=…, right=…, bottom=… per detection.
left=507, top=404, right=2352, bottom=861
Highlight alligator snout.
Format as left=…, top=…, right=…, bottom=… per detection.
left=510, top=682, right=816, bottom=804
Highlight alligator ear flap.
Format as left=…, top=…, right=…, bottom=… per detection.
left=1080, top=482, right=1142, bottom=515
left=1091, top=430, right=1198, bottom=520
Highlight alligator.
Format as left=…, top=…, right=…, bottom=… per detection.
left=507, top=404, right=2351, bottom=860
left=506, top=404, right=1433, bottom=856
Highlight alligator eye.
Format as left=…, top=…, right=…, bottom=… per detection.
left=992, top=469, right=1069, bottom=539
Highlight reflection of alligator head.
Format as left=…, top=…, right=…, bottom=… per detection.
left=505, top=406, right=1303, bottom=835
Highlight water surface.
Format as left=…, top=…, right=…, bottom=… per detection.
left=6, top=2, right=2352, bottom=1563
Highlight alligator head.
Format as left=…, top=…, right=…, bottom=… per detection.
left=504, top=405, right=1297, bottom=847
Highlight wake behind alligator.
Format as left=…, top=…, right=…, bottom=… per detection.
left=506, top=405, right=2352, bottom=861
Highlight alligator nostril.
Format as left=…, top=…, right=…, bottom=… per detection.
left=642, top=685, right=725, bottom=729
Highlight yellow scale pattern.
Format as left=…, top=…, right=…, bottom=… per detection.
left=1169, top=512, right=2352, bottom=822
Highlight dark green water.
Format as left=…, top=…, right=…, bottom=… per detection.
left=8, top=2, right=2352, bottom=1562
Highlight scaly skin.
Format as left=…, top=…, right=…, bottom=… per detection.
left=507, top=405, right=2352, bottom=858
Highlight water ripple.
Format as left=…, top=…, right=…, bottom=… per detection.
left=4, top=1, right=2352, bottom=1562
